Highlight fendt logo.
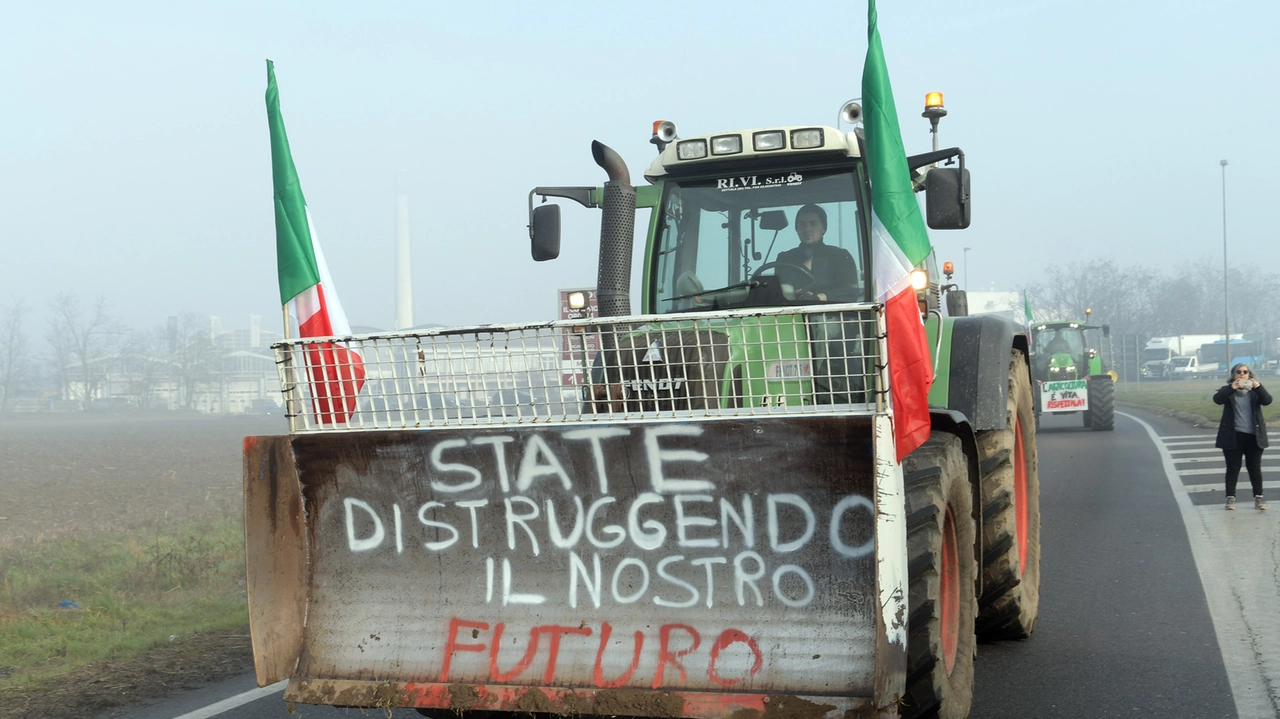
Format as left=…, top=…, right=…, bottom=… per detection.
left=623, top=376, right=687, bottom=394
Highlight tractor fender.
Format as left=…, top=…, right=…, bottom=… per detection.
left=928, top=408, right=983, bottom=595
left=946, top=314, right=1025, bottom=431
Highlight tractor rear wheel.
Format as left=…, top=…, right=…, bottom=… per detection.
left=902, top=433, right=977, bottom=719
left=975, top=349, right=1041, bottom=641
left=1087, top=375, right=1115, bottom=431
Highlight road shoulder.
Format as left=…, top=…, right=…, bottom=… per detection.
left=1120, top=408, right=1280, bottom=719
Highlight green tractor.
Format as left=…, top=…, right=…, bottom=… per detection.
left=247, top=109, right=1041, bottom=719
left=1030, top=318, right=1115, bottom=430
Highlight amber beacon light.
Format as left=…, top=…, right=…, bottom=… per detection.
left=922, top=92, right=948, bottom=151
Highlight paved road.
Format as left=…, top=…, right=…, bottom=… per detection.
left=98, top=407, right=1279, bottom=719
left=971, top=408, right=1273, bottom=718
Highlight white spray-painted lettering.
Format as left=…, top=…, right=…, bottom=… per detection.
left=336, top=424, right=874, bottom=611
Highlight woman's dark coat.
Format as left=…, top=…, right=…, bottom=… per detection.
left=1213, top=383, right=1272, bottom=449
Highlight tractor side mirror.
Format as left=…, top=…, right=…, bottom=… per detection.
left=1102, top=324, right=1111, bottom=337
left=530, top=204, right=561, bottom=261
left=759, top=210, right=788, bottom=232
left=926, top=167, right=971, bottom=230
left=945, top=289, right=969, bottom=317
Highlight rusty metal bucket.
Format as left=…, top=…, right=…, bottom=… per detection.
left=244, top=416, right=898, bottom=717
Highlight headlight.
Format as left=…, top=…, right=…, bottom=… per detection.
left=790, top=128, right=824, bottom=149
left=1087, top=348, right=1098, bottom=358
left=910, top=269, right=929, bottom=291
left=676, top=140, right=708, bottom=160
left=753, top=131, right=785, bottom=151
left=710, top=135, right=742, bottom=155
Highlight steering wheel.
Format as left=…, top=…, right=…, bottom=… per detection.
left=751, top=262, right=816, bottom=292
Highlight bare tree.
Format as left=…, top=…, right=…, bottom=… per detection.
left=46, top=293, right=115, bottom=406
left=1030, top=258, right=1156, bottom=334
left=118, top=326, right=166, bottom=409
left=167, top=312, right=221, bottom=409
left=0, top=299, right=29, bottom=411
left=1030, top=257, right=1280, bottom=344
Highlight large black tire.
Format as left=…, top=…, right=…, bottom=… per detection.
left=1087, top=375, right=1115, bottom=431
left=1082, top=409, right=1092, bottom=428
left=902, top=433, right=977, bottom=719
left=974, top=349, right=1041, bottom=641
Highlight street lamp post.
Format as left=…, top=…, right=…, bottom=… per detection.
left=1221, top=159, right=1230, bottom=370
left=963, top=247, right=972, bottom=291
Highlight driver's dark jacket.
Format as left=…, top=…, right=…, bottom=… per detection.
left=776, top=242, right=859, bottom=301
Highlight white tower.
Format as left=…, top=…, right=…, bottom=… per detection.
left=394, top=175, right=414, bottom=330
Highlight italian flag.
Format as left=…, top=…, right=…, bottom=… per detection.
left=862, top=1, right=934, bottom=462
left=266, top=60, right=365, bottom=424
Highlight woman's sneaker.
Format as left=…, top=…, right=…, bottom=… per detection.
left=1226, top=496, right=1236, bottom=510
left=1256, top=496, right=1268, bottom=511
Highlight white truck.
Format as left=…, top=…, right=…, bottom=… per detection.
left=1167, top=355, right=1202, bottom=379
left=1143, top=335, right=1233, bottom=379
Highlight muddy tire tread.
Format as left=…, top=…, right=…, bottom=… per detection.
left=901, top=434, right=977, bottom=719
left=974, top=349, right=1042, bottom=641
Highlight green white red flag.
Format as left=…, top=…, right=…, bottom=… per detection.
left=862, top=1, right=935, bottom=461
left=266, top=60, right=364, bottom=424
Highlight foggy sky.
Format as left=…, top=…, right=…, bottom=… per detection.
left=2, top=0, right=1277, bottom=334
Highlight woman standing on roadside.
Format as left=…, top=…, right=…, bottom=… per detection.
left=1214, top=363, right=1271, bottom=510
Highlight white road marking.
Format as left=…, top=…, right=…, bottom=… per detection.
left=1181, top=467, right=1280, bottom=477
left=169, top=680, right=287, bottom=719
left=1183, top=481, right=1280, bottom=494
left=1123, top=412, right=1280, bottom=718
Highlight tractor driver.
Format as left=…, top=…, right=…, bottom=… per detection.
left=1044, top=331, right=1069, bottom=356
left=776, top=204, right=858, bottom=302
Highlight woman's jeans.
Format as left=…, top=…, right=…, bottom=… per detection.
left=1223, top=431, right=1264, bottom=497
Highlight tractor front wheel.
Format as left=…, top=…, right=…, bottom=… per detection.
left=975, top=349, right=1041, bottom=641
left=1087, top=375, right=1115, bottom=431
left=903, top=433, right=977, bottom=719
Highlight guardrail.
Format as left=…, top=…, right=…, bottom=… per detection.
left=274, top=303, right=886, bottom=433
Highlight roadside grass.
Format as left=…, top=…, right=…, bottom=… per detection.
left=1115, top=377, right=1226, bottom=421
left=0, top=513, right=247, bottom=693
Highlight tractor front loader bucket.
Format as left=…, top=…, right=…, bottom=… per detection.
left=243, top=416, right=898, bottom=718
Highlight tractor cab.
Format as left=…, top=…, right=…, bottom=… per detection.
left=1031, top=322, right=1106, bottom=380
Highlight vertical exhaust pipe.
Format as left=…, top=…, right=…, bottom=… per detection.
left=592, top=141, right=635, bottom=317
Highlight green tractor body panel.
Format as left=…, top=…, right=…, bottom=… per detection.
left=1048, top=353, right=1077, bottom=381
left=925, top=313, right=954, bottom=407
left=1087, top=354, right=1103, bottom=376
left=610, top=312, right=875, bottom=411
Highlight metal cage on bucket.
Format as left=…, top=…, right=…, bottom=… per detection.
left=272, top=304, right=888, bottom=433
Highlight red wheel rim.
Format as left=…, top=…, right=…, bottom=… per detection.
left=940, top=506, right=960, bottom=675
left=1014, top=415, right=1029, bottom=574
